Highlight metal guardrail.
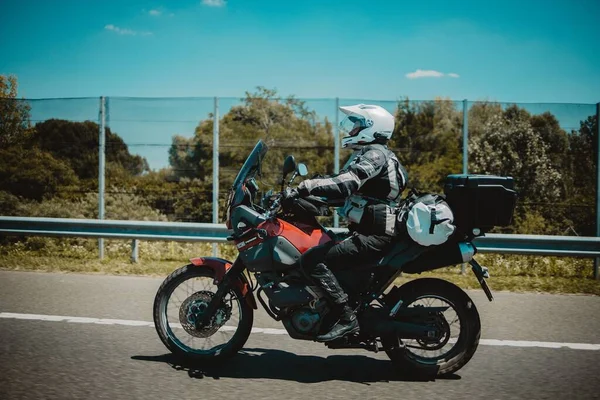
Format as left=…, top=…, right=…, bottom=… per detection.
left=0, top=217, right=230, bottom=242
left=1, top=216, right=599, bottom=258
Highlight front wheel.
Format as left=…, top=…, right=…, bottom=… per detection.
left=382, top=278, right=481, bottom=377
left=153, top=264, right=253, bottom=362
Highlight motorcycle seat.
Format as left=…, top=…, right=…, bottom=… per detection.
left=377, top=240, right=426, bottom=269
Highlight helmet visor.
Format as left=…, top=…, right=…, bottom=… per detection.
left=340, top=116, right=367, bottom=138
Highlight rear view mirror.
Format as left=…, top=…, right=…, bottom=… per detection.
left=283, top=155, right=296, bottom=178
left=297, top=163, right=308, bottom=177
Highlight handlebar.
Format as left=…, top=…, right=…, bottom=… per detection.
left=258, top=182, right=331, bottom=221
left=264, top=196, right=282, bottom=219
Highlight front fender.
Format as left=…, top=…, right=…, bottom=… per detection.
left=189, top=257, right=257, bottom=309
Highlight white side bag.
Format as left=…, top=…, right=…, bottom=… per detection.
left=400, top=193, right=456, bottom=246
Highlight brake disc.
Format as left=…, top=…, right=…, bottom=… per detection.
left=178, top=290, right=232, bottom=338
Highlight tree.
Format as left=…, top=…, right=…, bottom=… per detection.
left=161, top=87, right=335, bottom=222
left=530, top=112, right=571, bottom=195
left=570, top=114, right=597, bottom=197
left=0, top=75, right=32, bottom=146
left=0, top=147, right=79, bottom=201
left=530, top=112, right=570, bottom=165
left=390, top=98, right=463, bottom=192
left=168, top=87, right=334, bottom=192
left=565, top=114, right=598, bottom=235
left=168, top=135, right=201, bottom=179
left=31, top=119, right=149, bottom=180
left=468, top=101, right=503, bottom=138
left=470, top=105, right=562, bottom=203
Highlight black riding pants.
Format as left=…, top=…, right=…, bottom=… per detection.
left=302, top=232, right=394, bottom=272
left=300, top=232, right=394, bottom=304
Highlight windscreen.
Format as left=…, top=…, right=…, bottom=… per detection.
left=231, top=140, right=269, bottom=191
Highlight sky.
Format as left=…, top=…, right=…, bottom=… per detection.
left=1, top=0, right=599, bottom=103
left=1, top=0, right=599, bottom=169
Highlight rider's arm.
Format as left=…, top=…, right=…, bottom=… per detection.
left=297, top=149, right=387, bottom=200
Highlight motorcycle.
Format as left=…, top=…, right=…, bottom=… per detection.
left=153, top=140, right=517, bottom=377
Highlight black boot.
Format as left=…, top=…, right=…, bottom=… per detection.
left=309, top=263, right=349, bottom=304
left=310, top=263, right=359, bottom=342
left=317, top=304, right=359, bottom=342
left=308, top=263, right=359, bottom=341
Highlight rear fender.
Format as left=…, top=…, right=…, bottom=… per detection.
left=189, top=257, right=257, bottom=309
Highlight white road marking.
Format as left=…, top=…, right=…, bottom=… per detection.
left=1, top=312, right=599, bottom=350
left=478, top=339, right=600, bottom=351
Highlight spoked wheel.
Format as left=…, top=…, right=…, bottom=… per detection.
left=382, top=278, right=481, bottom=377
left=153, top=264, right=253, bottom=362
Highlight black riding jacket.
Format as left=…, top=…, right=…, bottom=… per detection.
left=298, top=143, right=408, bottom=206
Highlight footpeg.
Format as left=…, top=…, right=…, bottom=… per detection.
left=389, top=299, right=404, bottom=317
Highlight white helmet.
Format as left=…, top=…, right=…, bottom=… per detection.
left=339, top=104, right=395, bottom=149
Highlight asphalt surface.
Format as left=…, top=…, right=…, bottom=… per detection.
left=1, top=270, right=599, bottom=400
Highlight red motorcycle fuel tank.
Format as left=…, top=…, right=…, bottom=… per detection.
left=237, top=218, right=333, bottom=272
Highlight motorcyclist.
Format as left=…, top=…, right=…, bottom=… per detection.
left=287, top=104, right=408, bottom=342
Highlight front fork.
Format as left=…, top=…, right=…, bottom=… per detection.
left=195, top=258, right=248, bottom=329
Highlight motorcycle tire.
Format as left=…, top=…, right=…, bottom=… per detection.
left=382, top=278, right=481, bottom=378
left=153, top=264, right=253, bottom=363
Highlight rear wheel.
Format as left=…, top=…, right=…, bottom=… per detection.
left=382, top=278, right=481, bottom=377
left=153, top=264, right=253, bottom=362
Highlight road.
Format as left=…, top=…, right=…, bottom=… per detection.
left=0, top=270, right=599, bottom=399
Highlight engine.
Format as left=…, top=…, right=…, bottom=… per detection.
left=290, top=308, right=321, bottom=334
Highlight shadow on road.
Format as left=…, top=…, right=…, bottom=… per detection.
left=132, top=348, right=461, bottom=384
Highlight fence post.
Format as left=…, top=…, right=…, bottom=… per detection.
left=334, top=97, right=340, bottom=228
left=98, top=96, right=106, bottom=260
left=212, top=97, right=220, bottom=257
left=462, top=99, right=468, bottom=175
left=131, top=239, right=139, bottom=263
left=595, top=102, right=600, bottom=280
left=461, top=99, right=468, bottom=275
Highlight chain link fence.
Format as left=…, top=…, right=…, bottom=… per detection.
left=1, top=95, right=598, bottom=238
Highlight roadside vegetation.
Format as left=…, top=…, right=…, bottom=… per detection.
left=1, top=238, right=598, bottom=295
left=1, top=75, right=598, bottom=295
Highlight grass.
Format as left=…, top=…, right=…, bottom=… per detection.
left=0, top=255, right=185, bottom=276
left=1, top=238, right=599, bottom=295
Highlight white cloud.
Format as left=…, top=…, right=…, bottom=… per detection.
left=202, top=0, right=226, bottom=7
left=104, top=24, right=152, bottom=36
left=405, top=69, right=461, bottom=79
left=149, top=9, right=162, bottom=16
left=405, top=69, right=444, bottom=79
